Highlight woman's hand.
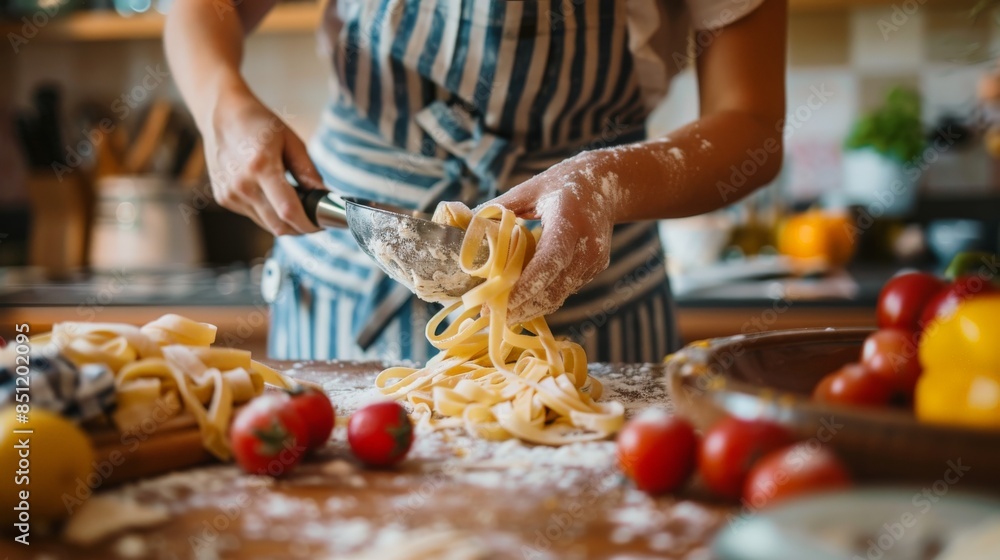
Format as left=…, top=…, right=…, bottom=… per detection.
left=484, top=152, right=622, bottom=324
left=203, top=89, right=323, bottom=236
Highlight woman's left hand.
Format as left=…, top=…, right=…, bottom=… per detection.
left=483, top=151, right=622, bottom=325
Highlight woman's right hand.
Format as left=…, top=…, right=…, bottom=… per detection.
left=203, top=90, right=324, bottom=236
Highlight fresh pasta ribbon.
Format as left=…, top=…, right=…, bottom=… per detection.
left=376, top=204, right=624, bottom=445
left=31, top=313, right=298, bottom=460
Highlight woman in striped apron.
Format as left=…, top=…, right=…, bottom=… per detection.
left=166, top=0, right=786, bottom=363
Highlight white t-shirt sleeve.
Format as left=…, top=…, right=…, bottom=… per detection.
left=686, top=0, right=766, bottom=31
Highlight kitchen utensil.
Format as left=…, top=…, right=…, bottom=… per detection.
left=124, top=99, right=172, bottom=174
left=77, top=101, right=128, bottom=176
left=93, top=134, right=125, bottom=178
left=33, top=84, right=64, bottom=165
left=290, top=173, right=485, bottom=300
left=179, top=137, right=205, bottom=186
left=14, top=111, right=45, bottom=169
left=170, top=124, right=199, bottom=178
left=667, top=328, right=1000, bottom=490
left=89, top=176, right=204, bottom=270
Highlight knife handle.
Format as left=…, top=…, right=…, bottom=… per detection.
left=286, top=170, right=349, bottom=229
left=296, top=187, right=328, bottom=226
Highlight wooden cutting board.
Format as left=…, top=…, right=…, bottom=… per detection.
left=89, top=420, right=212, bottom=487
left=0, top=362, right=729, bottom=560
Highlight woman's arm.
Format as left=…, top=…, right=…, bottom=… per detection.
left=605, top=0, right=787, bottom=220
left=165, top=0, right=323, bottom=235
left=492, top=0, right=787, bottom=323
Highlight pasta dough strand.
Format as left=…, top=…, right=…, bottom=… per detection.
left=376, top=205, right=624, bottom=445
left=33, top=313, right=298, bottom=459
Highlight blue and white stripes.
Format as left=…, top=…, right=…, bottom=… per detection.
left=269, top=0, right=677, bottom=363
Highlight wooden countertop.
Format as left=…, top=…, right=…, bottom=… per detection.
left=0, top=362, right=729, bottom=559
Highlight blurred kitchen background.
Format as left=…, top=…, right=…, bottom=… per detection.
left=1, top=0, right=999, bottom=355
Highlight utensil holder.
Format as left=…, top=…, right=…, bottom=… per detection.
left=26, top=171, right=90, bottom=280
left=88, top=175, right=204, bottom=270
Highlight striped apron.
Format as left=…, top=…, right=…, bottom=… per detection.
left=266, top=0, right=680, bottom=363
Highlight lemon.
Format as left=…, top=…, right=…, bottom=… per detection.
left=1, top=407, right=95, bottom=525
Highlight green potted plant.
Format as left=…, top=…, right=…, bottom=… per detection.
left=842, top=87, right=926, bottom=216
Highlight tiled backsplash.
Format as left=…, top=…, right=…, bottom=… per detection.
left=2, top=3, right=997, bottom=206
left=652, top=3, right=998, bottom=202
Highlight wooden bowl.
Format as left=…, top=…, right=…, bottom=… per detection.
left=666, top=328, right=1000, bottom=489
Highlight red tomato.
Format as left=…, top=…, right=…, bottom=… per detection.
left=616, top=410, right=698, bottom=495
left=743, top=443, right=851, bottom=509
left=698, top=417, right=794, bottom=500
left=812, top=363, right=893, bottom=408
left=876, top=272, right=946, bottom=333
left=347, top=401, right=413, bottom=467
left=920, top=275, right=999, bottom=329
left=285, top=385, right=336, bottom=450
left=231, top=393, right=310, bottom=477
left=860, top=329, right=921, bottom=395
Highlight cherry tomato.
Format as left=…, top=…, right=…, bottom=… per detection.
left=698, top=417, right=794, bottom=500
left=876, top=272, right=945, bottom=333
left=347, top=401, right=413, bottom=467
left=231, top=393, right=310, bottom=477
left=616, top=410, right=698, bottom=495
left=813, top=363, right=893, bottom=408
left=285, top=385, right=336, bottom=450
left=860, top=329, right=921, bottom=396
left=743, top=443, right=851, bottom=509
left=920, top=275, right=999, bottom=330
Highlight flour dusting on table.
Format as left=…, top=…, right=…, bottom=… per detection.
left=73, top=362, right=722, bottom=560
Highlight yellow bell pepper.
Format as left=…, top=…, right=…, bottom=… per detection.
left=917, top=295, right=1000, bottom=429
